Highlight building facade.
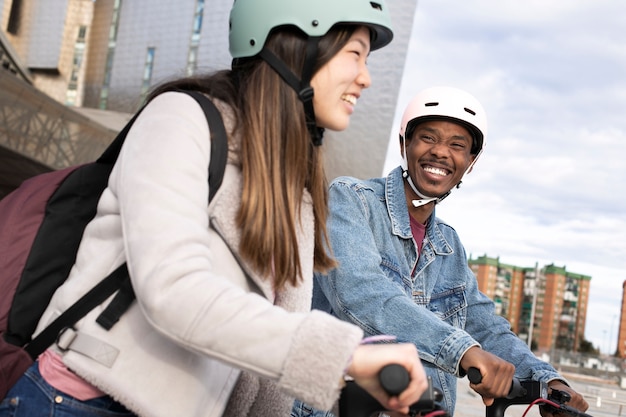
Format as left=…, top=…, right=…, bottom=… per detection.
left=617, top=281, right=626, bottom=358
left=469, top=254, right=591, bottom=353
left=0, top=0, right=418, bottom=183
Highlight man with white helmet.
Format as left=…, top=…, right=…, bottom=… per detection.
left=398, top=86, right=486, bottom=208
left=305, top=86, right=589, bottom=415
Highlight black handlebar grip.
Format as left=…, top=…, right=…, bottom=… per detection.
left=467, top=367, right=483, bottom=384
left=466, top=367, right=527, bottom=399
left=379, top=364, right=410, bottom=396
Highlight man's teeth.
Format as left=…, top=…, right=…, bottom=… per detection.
left=341, top=95, right=357, bottom=105
left=424, top=166, right=448, bottom=176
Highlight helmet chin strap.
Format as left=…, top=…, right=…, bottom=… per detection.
left=402, top=170, right=454, bottom=207
left=258, top=38, right=324, bottom=146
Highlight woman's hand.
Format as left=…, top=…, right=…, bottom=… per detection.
left=346, top=343, right=427, bottom=414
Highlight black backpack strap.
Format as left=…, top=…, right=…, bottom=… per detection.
left=25, top=91, right=229, bottom=357
left=94, top=91, right=228, bottom=331
left=95, top=270, right=134, bottom=330
left=185, top=90, right=228, bottom=202
left=24, top=264, right=128, bottom=358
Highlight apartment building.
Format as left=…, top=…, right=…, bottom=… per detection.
left=469, top=254, right=591, bottom=353
left=617, top=281, right=626, bottom=358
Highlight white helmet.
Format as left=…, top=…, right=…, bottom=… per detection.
left=400, top=86, right=487, bottom=172
left=399, top=86, right=488, bottom=206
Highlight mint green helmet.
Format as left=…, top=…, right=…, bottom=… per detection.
left=229, top=0, right=394, bottom=58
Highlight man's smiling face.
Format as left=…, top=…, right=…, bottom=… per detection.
left=404, top=119, right=476, bottom=198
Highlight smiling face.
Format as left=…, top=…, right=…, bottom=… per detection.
left=403, top=119, right=476, bottom=198
left=310, top=26, right=372, bottom=132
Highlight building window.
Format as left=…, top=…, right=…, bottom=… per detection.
left=99, top=0, right=122, bottom=109
left=139, top=47, right=156, bottom=102
left=66, top=26, right=88, bottom=106
left=7, top=0, right=22, bottom=34
left=186, top=0, right=205, bottom=76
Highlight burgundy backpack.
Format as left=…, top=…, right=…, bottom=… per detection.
left=0, top=90, right=227, bottom=399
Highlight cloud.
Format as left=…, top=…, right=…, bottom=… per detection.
left=386, top=0, right=626, bottom=353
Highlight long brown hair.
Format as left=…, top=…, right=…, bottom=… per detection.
left=149, top=25, right=359, bottom=290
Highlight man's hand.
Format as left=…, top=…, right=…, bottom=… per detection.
left=460, top=347, right=516, bottom=406
left=539, top=381, right=589, bottom=417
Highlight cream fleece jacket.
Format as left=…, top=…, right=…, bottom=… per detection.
left=35, top=92, right=363, bottom=417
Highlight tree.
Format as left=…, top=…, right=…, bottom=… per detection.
left=578, top=337, right=599, bottom=354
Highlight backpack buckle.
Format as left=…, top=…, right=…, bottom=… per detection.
left=56, top=327, right=77, bottom=352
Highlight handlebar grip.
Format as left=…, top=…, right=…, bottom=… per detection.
left=467, top=367, right=483, bottom=384
left=466, top=367, right=527, bottom=399
left=379, top=364, right=410, bottom=396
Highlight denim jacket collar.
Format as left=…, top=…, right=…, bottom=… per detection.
left=386, top=167, right=453, bottom=257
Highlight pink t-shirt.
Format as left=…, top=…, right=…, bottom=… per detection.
left=38, top=349, right=105, bottom=400
left=409, top=215, right=426, bottom=255
left=409, top=216, right=426, bottom=276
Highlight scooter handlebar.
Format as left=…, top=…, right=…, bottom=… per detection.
left=379, top=363, right=411, bottom=396
left=467, top=366, right=527, bottom=399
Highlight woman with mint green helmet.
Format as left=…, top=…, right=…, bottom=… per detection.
left=0, top=1, right=428, bottom=417
left=229, top=0, right=393, bottom=145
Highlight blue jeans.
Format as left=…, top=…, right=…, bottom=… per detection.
left=291, top=399, right=335, bottom=417
left=0, top=362, right=135, bottom=417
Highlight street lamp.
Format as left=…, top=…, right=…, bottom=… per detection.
left=610, top=314, right=617, bottom=356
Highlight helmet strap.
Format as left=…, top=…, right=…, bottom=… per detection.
left=403, top=170, right=441, bottom=207
left=258, top=37, right=325, bottom=146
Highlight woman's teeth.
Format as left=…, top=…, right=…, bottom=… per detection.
left=341, top=94, right=357, bottom=105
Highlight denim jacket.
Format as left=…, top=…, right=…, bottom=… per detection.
left=313, top=166, right=562, bottom=412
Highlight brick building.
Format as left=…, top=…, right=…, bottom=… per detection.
left=616, top=281, right=626, bottom=357
left=469, top=254, right=591, bottom=353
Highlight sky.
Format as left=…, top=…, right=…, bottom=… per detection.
left=383, top=0, right=626, bottom=355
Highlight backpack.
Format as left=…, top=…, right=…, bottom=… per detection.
left=0, top=90, right=228, bottom=399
